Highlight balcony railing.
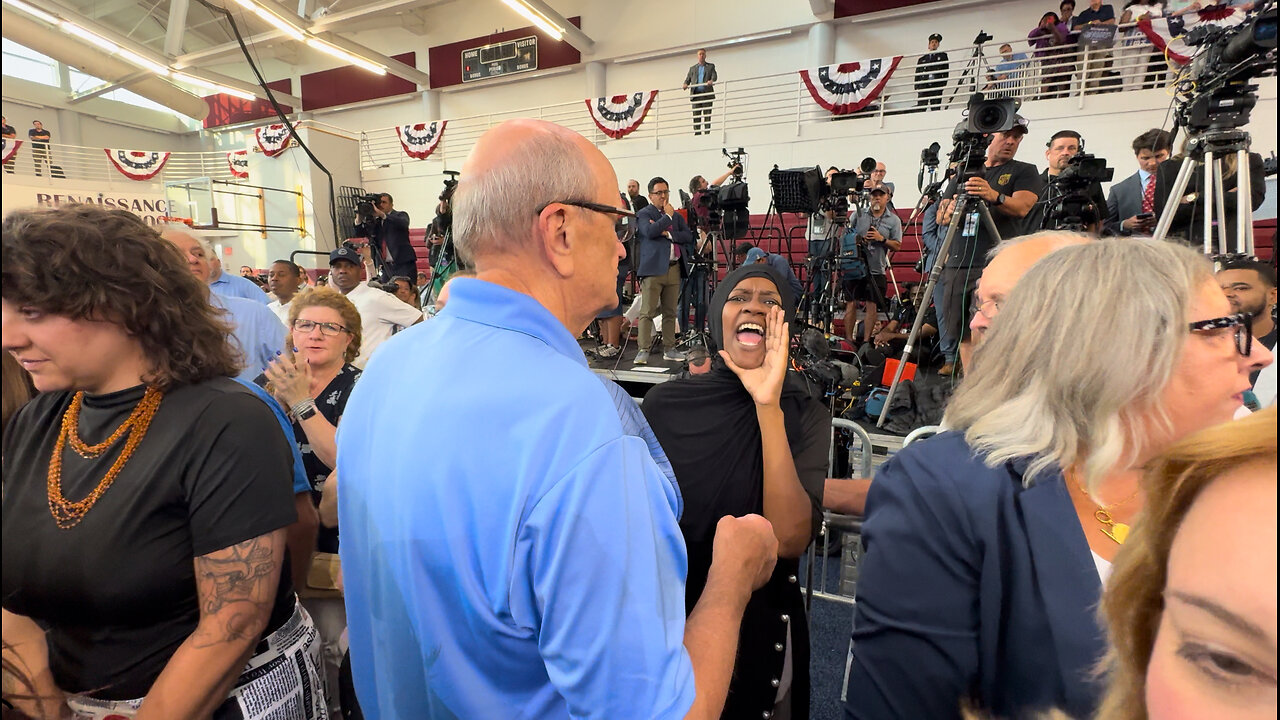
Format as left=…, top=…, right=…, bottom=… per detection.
left=3, top=143, right=238, bottom=185
left=358, top=21, right=1275, bottom=173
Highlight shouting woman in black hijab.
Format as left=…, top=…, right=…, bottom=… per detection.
left=642, top=263, right=827, bottom=719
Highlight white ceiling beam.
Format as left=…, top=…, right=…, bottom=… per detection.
left=515, top=0, right=594, bottom=54
left=39, top=0, right=304, bottom=105
left=164, top=0, right=190, bottom=55
left=178, top=0, right=446, bottom=67
left=808, top=0, right=834, bottom=15
left=311, top=31, right=431, bottom=85
left=68, top=71, right=148, bottom=103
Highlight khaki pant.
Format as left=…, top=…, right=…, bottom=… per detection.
left=639, top=263, right=682, bottom=351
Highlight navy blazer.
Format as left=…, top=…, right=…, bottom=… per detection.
left=844, top=431, right=1107, bottom=720
left=1104, top=170, right=1144, bottom=236
left=635, top=204, right=694, bottom=278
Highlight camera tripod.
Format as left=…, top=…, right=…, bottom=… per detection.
left=800, top=209, right=851, bottom=333
left=674, top=256, right=717, bottom=350
left=876, top=190, right=1002, bottom=428
left=947, top=37, right=992, bottom=108
left=1153, top=127, right=1257, bottom=255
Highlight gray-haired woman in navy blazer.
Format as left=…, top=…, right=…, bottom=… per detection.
left=844, top=238, right=1271, bottom=719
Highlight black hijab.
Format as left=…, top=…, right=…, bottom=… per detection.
left=641, top=264, right=820, bottom=545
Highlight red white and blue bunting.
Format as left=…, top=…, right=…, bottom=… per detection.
left=255, top=123, right=294, bottom=157
left=103, top=149, right=171, bottom=181
left=227, top=150, right=249, bottom=179
left=585, top=90, right=658, bottom=140
left=1138, top=5, right=1247, bottom=65
left=1, top=139, right=20, bottom=165
left=395, top=121, right=447, bottom=160
left=799, top=57, right=902, bottom=115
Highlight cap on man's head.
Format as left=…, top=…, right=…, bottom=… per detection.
left=745, top=247, right=768, bottom=264
left=735, top=241, right=757, bottom=256
left=329, top=246, right=361, bottom=266
left=929, top=33, right=943, bottom=42
left=870, top=184, right=892, bottom=196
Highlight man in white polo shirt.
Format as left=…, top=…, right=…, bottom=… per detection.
left=328, top=245, right=423, bottom=367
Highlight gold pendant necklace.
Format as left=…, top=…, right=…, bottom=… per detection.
left=1094, top=508, right=1130, bottom=545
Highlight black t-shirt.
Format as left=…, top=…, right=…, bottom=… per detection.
left=942, top=159, right=1044, bottom=269
left=255, top=363, right=360, bottom=553
left=1, top=124, right=15, bottom=138
left=1, top=379, right=298, bottom=700
left=28, top=127, right=50, bottom=146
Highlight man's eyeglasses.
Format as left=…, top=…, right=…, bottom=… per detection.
left=293, top=319, right=350, bottom=337
left=1188, top=312, right=1253, bottom=357
left=536, top=200, right=636, bottom=219
left=971, top=291, right=1002, bottom=320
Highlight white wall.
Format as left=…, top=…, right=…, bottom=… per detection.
left=2, top=76, right=203, bottom=150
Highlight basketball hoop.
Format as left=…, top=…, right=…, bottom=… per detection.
left=158, top=216, right=195, bottom=226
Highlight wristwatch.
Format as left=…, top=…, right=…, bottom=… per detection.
left=297, top=404, right=317, bottom=421
left=993, top=192, right=1006, bottom=206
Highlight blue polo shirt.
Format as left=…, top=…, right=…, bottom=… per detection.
left=336, top=278, right=695, bottom=720
left=210, top=270, right=270, bottom=304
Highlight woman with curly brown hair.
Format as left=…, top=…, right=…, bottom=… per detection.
left=255, top=286, right=363, bottom=714
left=1098, top=406, right=1277, bottom=720
left=0, top=205, right=326, bottom=719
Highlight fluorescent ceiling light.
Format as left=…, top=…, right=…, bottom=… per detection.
left=171, top=72, right=257, bottom=100
left=499, top=0, right=563, bottom=40
left=61, top=22, right=170, bottom=76
left=2, top=0, right=59, bottom=24
left=231, top=0, right=306, bottom=40
left=305, top=37, right=386, bottom=74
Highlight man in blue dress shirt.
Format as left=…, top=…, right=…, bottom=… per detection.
left=336, top=118, right=778, bottom=720
left=209, top=254, right=270, bottom=304
left=162, top=229, right=286, bottom=380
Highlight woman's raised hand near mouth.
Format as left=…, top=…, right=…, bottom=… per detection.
left=720, top=305, right=789, bottom=407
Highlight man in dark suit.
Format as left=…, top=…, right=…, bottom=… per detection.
left=682, top=49, right=717, bottom=136
left=915, top=33, right=949, bottom=110
left=635, top=177, right=694, bottom=364
left=625, top=179, right=650, bottom=213
left=357, top=193, right=416, bottom=282
left=1104, top=128, right=1170, bottom=236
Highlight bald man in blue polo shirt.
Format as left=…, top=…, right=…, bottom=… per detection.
left=337, top=119, right=778, bottom=720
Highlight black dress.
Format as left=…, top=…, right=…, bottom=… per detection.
left=256, top=363, right=361, bottom=553
left=640, top=263, right=829, bottom=719
left=1, top=379, right=298, bottom=700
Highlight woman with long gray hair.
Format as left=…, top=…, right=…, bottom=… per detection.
left=842, top=238, right=1271, bottom=720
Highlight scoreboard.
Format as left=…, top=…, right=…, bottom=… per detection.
left=462, top=36, right=539, bottom=83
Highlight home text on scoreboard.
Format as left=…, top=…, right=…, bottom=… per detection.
left=461, top=36, right=539, bottom=83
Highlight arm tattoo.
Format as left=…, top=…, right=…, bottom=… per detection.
left=191, top=534, right=281, bottom=649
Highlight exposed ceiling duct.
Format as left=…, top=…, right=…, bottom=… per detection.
left=2, top=7, right=210, bottom=120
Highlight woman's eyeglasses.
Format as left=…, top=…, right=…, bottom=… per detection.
left=293, top=319, right=349, bottom=337
left=1188, top=312, right=1252, bottom=357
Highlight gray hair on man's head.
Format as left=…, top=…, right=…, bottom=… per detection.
left=985, top=229, right=1093, bottom=263
left=452, top=128, right=597, bottom=265
left=944, top=237, right=1214, bottom=492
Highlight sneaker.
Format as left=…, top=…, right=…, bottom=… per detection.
left=663, top=349, right=688, bottom=362
left=597, top=344, right=620, bottom=358
left=634, top=350, right=650, bottom=365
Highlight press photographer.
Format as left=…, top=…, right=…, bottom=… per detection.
left=934, top=100, right=1043, bottom=376
left=355, top=192, right=414, bottom=282
left=1027, top=130, right=1110, bottom=234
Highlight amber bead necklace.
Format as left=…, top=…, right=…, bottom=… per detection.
left=47, top=386, right=164, bottom=529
